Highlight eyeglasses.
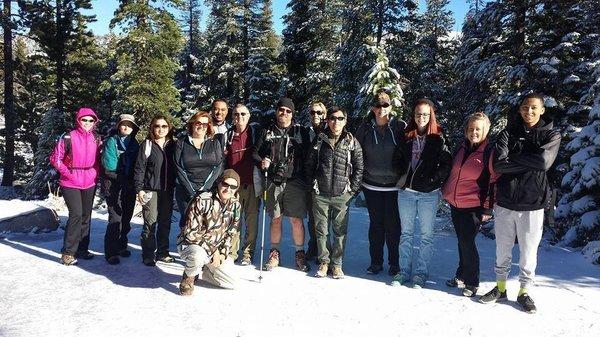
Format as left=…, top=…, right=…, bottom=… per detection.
left=415, top=113, right=430, bottom=118
left=328, top=116, right=346, bottom=122
left=80, top=118, right=95, bottom=123
left=233, top=112, right=248, bottom=117
left=192, top=121, right=210, bottom=127
left=310, top=110, right=324, bottom=116
left=376, top=103, right=390, bottom=108
left=153, top=124, right=169, bottom=129
left=220, top=181, right=238, bottom=190
left=278, top=107, right=293, bottom=114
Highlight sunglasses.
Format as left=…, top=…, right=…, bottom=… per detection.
left=310, top=110, right=324, bottom=116
left=328, top=116, right=346, bottom=122
left=376, top=103, right=390, bottom=108
left=153, top=124, right=169, bottom=129
left=278, top=107, right=293, bottom=114
left=80, top=118, right=95, bottom=123
left=233, top=112, right=248, bottom=117
left=192, top=121, right=210, bottom=127
left=220, top=181, right=239, bottom=190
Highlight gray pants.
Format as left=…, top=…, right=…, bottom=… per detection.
left=494, top=205, right=544, bottom=289
left=178, top=244, right=237, bottom=289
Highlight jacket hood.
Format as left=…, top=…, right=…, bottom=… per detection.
left=75, top=107, right=99, bottom=133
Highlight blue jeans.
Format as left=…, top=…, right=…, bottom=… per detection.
left=398, top=189, right=440, bottom=280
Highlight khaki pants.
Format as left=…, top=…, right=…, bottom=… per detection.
left=178, top=244, right=236, bottom=289
left=229, top=184, right=260, bottom=261
left=312, top=192, right=352, bottom=267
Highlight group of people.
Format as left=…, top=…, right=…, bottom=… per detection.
left=50, top=91, right=560, bottom=314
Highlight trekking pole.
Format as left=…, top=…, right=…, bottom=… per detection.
left=258, top=170, right=268, bottom=283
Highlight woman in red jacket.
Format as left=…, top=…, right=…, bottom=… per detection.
left=442, top=112, right=497, bottom=297
left=50, top=107, right=102, bottom=266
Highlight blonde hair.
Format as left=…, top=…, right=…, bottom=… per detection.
left=310, top=101, right=327, bottom=116
left=464, top=112, right=491, bottom=140
left=187, top=110, right=215, bottom=138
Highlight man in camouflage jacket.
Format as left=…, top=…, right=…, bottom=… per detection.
left=177, top=169, right=242, bottom=296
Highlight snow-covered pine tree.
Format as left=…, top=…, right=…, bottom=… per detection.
left=410, top=0, right=457, bottom=126
left=331, top=0, right=376, bottom=117
left=177, top=0, right=208, bottom=119
left=354, top=44, right=404, bottom=118
left=245, top=0, right=280, bottom=117
left=109, top=0, right=183, bottom=130
left=556, top=59, right=600, bottom=247
left=204, top=0, right=243, bottom=104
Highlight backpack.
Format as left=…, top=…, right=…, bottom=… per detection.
left=60, top=132, right=102, bottom=169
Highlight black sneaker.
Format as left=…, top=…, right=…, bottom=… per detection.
left=517, top=293, right=537, bottom=314
left=366, top=265, right=383, bottom=275
left=462, top=285, right=478, bottom=297
left=388, top=266, right=400, bottom=276
left=479, top=286, right=507, bottom=304
left=119, top=249, right=131, bottom=258
left=75, top=251, right=94, bottom=260
left=106, top=256, right=120, bottom=265
left=143, top=257, right=156, bottom=266
left=446, top=277, right=465, bottom=288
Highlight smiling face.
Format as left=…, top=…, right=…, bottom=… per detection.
left=217, top=177, right=239, bottom=201
left=212, top=101, right=228, bottom=125
left=118, top=122, right=134, bottom=136
left=233, top=106, right=250, bottom=130
left=310, top=104, right=325, bottom=126
left=327, top=111, right=346, bottom=135
left=276, top=106, right=293, bottom=128
left=79, top=116, right=96, bottom=132
left=519, top=97, right=545, bottom=127
left=191, top=116, right=209, bottom=138
left=372, top=103, right=391, bottom=120
left=152, top=118, right=170, bottom=140
left=466, top=119, right=486, bottom=146
left=414, top=104, right=431, bottom=133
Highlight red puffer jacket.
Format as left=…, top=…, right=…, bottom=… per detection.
left=442, top=139, right=498, bottom=211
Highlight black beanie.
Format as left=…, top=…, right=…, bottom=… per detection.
left=276, top=97, right=295, bottom=113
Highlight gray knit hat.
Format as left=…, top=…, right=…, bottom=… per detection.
left=117, top=114, right=138, bottom=129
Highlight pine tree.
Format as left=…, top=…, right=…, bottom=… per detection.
left=245, top=0, right=280, bottom=117
left=1, top=0, right=17, bottom=185
left=354, top=44, right=404, bottom=118
left=108, top=0, right=184, bottom=130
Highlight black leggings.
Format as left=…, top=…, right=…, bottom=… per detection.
left=450, top=206, right=480, bottom=287
left=62, top=186, right=96, bottom=255
left=363, top=189, right=401, bottom=268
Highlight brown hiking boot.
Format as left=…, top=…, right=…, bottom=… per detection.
left=179, top=272, right=195, bottom=296
left=60, top=254, right=78, bottom=266
left=263, top=249, right=280, bottom=271
left=331, top=266, right=344, bottom=279
left=295, top=250, right=310, bottom=272
left=315, top=263, right=328, bottom=278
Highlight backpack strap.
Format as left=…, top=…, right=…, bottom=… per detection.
left=144, top=139, right=152, bottom=159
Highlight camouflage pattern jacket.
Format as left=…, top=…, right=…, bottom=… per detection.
left=177, top=191, right=241, bottom=258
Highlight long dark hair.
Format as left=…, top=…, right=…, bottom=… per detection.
left=147, top=115, right=174, bottom=141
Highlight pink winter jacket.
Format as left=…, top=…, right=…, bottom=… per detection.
left=442, top=139, right=498, bottom=210
left=50, top=108, right=101, bottom=190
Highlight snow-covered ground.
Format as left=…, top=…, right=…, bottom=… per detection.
left=0, top=202, right=598, bottom=337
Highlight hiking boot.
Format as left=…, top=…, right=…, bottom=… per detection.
left=315, top=263, right=328, bottom=278
left=156, top=255, right=175, bottom=263
left=263, top=249, right=280, bottom=271
left=388, top=266, right=400, bottom=276
left=366, top=265, right=383, bottom=275
left=240, top=256, right=252, bottom=266
left=462, top=285, right=478, bottom=297
left=295, top=250, right=310, bottom=272
left=60, top=254, right=78, bottom=266
left=119, top=249, right=131, bottom=258
left=75, top=251, right=94, bottom=260
left=331, top=266, right=344, bottom=279
left=179, top=272, right=195, bottom=296
left=106, top=256, right=120, bottom=265
left=143, top=257, right=156, bottom=267
left=390, top=274, right=409, bottom=287
left=446, top=277, right=465, bottom=288
left=479, top=286, right=508, bottom=304
left=517, top=293, right=537, bottom=314
left=412, top=275, right=425, bottom=289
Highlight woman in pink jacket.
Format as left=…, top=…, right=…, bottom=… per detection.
left=442, top=112, right=497, bottom=297
left=50, top=107, right=102, bottom=265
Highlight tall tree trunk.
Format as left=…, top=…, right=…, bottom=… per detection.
left=242, top=0, right=250, bottom=104
left=2, top=0, right=15, bottom=186
left=376, top=0, right=383, bottom=45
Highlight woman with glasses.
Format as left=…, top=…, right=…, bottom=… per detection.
left=392, top=98, right=452, bottom=288
left=355, top=91, right=406, bottom=276
left=50, top=108, right=102, bottom=265
left=177, top=169, right=242, bottom=296
left=174, top=111, right=225, bottom=229
left=134, top=115, right=176, bottom=266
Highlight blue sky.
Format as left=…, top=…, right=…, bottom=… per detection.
left=87, top=0, right=468, bottom=36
